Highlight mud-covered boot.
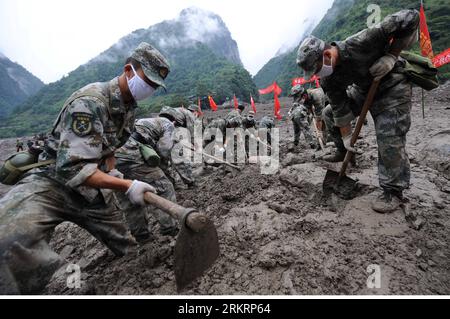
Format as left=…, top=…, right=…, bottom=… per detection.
left=322, top=149, right=346, bottom=162
left=371, top=191, right=403, bottom=214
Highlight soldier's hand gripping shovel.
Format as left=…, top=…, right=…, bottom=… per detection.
left=144, top=192, right=219, bottom=291
left=323, top=78, right=380, bottom=199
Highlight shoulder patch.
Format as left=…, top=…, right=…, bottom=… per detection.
left=71, top=112, right=94, bottom=137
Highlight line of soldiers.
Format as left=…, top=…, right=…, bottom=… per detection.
left=0, top=8, right=421, bottom=294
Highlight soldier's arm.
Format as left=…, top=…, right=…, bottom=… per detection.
left=157, top=120, right=175, bottom=161
left=346, top=9, right=419, bottom=54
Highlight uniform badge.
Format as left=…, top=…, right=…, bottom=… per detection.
left=71, top=112, right=93, bottom=137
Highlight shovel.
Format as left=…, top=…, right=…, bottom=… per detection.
left=144, top=192, right=219, bottom=291
left=323, top=78, right=381, bottom=199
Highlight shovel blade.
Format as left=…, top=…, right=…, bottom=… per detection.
left=323, top=169, right=359, bottom=200
left=174, top=217, right=219, bottom=291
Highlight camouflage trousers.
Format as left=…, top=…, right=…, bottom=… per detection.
left=0, top=173, right=137, bottom=294
left=323, top=101, right=411, bottom=193
left=292, top=117, right=314, bottom=145
left=115, top=163, right=177, bottom=240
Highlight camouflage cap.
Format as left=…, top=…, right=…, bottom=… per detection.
left=289, top=84, right=305, bottom=97
left=238, top=102, right=245, bottom=111
left=159, top=106, right=185, bottom=127
left=131, top=42, right=170, bottom=89
left=296, top=36, right=325, bottom=80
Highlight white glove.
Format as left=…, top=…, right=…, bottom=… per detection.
left=107, top=169, right=123, bottom=179
left=342, top=133, right=361, bottom=154
left=369, top=53, right=397, bottom=81
left=125, top=180, right=156, bottom=206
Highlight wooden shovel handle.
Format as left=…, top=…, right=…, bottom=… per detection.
left=339, top=79, right=380, bottom=177
left=144, top=192, right=207, bottom=233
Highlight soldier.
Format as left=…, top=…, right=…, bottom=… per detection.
left=203, top=118, right=227, bottom=149
left=224, top=103, right=246, bottom=162
left=16, top=139, right=24, bottom=152
left=289, top=103, right=316, bottom=148
left=0, top=42, right=170, bottom=294
left=159, top=107, right=196, bottom=188
left=115, top=117, right=180, bottom=241
left=296, top=9, right=419, bottom=213
left=225, top=103, right=245, bottom=128
left=257, top=115, right=275, bottom=149
left=289, top=84, right=305, bottom=105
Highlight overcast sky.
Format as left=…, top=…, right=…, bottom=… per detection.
left=0, top=0, right=333, bottom=84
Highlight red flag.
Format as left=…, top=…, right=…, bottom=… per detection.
left=233, top=94, right=238, bottom=109
left=274, top=94, right=282, bottom=120
left=433, top=48, right=450, bottom=68
left=197, top=97, right=203, bottom=116
left=208, top=95, right=218, bottom=111
left=250, top=95, right=256, bottom=113
left=258, top=83, right=275, bottom=95
left=420, top=4, right=434, bottom=60
left=273, top=82, right=282, bottom=96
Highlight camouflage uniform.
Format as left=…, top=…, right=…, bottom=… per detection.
left=115, top=117, right=177, bottom=240
left=321, top=9, right=419, bottom=194
left=257, top=116, right=275, bottom=145
left=291, top=104, right=314, bottom=147
left=225, top=109, right=243, bottom=128
left=204, top=118, right=226, bottom=147
left=159, top=107, right=195, bottom=186
left=304, top=87, right=328, bottom=120
left=0, top=78, right=137, bottom=294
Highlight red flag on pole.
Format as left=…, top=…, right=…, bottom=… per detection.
left=433, top=48, right=450, bottom=68
left=258, top=83, right=275, bottom=95
left=208, top=95, right=218, bottom=111
left=274, top=94, right=282, bottom=120
left=420, top=3, right=434, bottom=60
left=233, top=94, right=238, bottom=109
left=258, top=82, right=283, bottom=119
left=197, top=97, right=203, bottom=116
left=250, top=95, right=257, bottom=113
left=273, top=82, right=282, bottom=119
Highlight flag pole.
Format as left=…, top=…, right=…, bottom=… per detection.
left=421, top=0, right=425, bottom=119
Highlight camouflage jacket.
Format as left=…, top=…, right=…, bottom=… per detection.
left=175, top=107, right=196, bottom=137
left=321, top=9, right=419, bottom=127
left=131, top=117, right=175, bottom=161
left=44, top=77, right=137, bottom=202
left=304, top=88, right=328, bottom=117
left=291, top=105, right=309, bottom=121
left=225, top=109, right=242, bottom=128
left=206, top=118, right=226, bottom=136
left=258, top=116, right=275, bottom=129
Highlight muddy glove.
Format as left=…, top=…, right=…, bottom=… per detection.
left=107, top=169, right=124, bottom=179
left=342, top=133, right=362, bottom=154
left=369, top=53, right=397, bottom=81
left=125, top=180, right=156, bottom=206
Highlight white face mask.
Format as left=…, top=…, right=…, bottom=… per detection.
left=127, top=64, right=156, bottom=101
left=316, top=54, right=333, bottom=78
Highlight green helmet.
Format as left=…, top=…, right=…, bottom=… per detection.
left=289, top=84, right=305, bottom=97
left=296, top=36, right=326, bottom=80
left=159, top=106, right=185, bottom=127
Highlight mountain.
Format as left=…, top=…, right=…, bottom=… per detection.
left=1, top=7, right=257, bottom=138
left=254, top=0, right=450, bottom=95
left=0, top=52, right=44, bottom=119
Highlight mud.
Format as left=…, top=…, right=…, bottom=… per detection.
left=1, top=84, right=449, bottom=295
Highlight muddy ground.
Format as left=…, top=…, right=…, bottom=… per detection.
left=0, top=84, right=449, bottom=295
